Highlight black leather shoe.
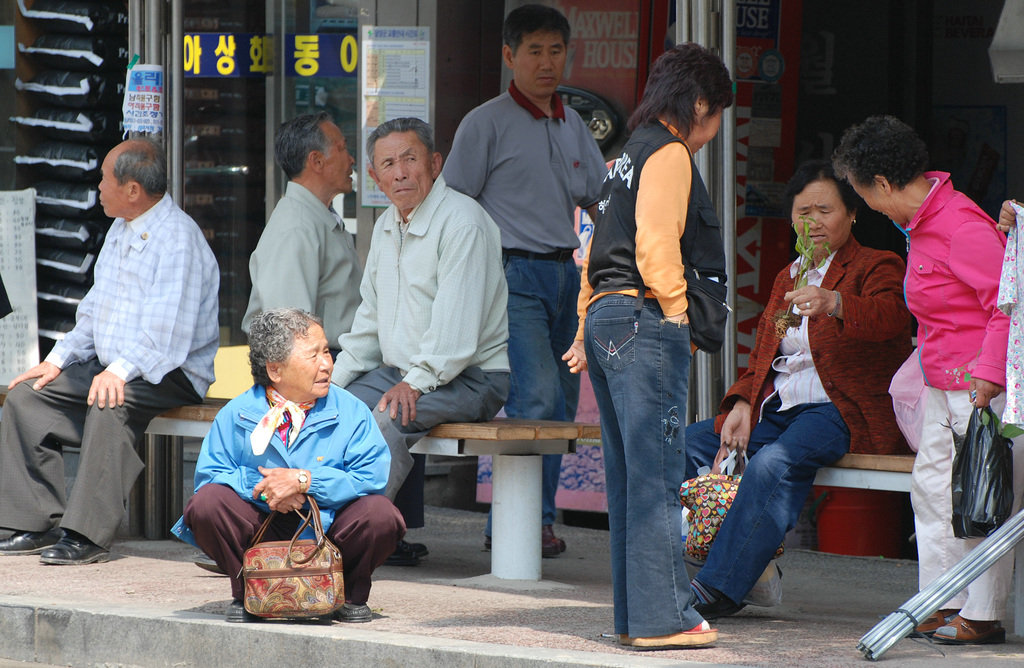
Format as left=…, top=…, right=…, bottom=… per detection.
left=333, top=602, right=372, bottom=623
left=194, top=555, right=225, bottom=575
left=0, top=529, right=61, bottom=556
left=694, top=595, right=746, bottom=622
left=225, top=599, right=261, bottom=623
left=384, top=539, right=427, bottom=566
left=39, top=531, right=110, bottom=565
left=542, top=524, right=567, bottom=558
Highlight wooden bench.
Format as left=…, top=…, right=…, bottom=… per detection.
left=5, top=391, right=1020, bottom=630
left=813, top=452, right=915, bottom=492
left=102, top=403, right=1024, bottom=629
left=147, top=400, right=595, bottom=582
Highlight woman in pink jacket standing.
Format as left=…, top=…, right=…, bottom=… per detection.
left=833, top=115, right=1021, bottom=646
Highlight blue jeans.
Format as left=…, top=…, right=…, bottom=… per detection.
left=486, top=254, right=580, bottom=535
left=586, top=294, right=702, bottom=637
left=685, top=396, right=850, bottom=604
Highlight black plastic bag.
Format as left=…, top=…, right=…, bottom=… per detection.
left=950, top=406, right=1014, bottom=538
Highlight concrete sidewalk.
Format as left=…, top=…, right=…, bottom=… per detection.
left=0, top=505, right=1021, bottom=667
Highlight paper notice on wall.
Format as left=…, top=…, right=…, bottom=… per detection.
left=123, top=64, right=164, bottom=135
left=0, top=189, right=39, bottom=384
left=360, top=26, right=430, bottom=208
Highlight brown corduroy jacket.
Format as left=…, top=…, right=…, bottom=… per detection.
left=713, top=236, right=914, bottom=455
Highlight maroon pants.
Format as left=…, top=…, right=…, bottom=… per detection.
left=184, top=484, right=405, bottom=603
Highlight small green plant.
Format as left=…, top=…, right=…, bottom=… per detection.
left=773, top=215, right=831, bottom=337
left=977, top=401, right=1024, bottom=439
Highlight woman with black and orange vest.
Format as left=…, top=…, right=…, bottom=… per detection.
left=563, top=43, right=733, bottom=650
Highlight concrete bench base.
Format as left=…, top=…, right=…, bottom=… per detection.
left=411, top=420, right=595, bottom=581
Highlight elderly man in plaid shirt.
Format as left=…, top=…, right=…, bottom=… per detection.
left=0, top=138, right=219, bottom=565
left=332, top=118, right=509, bottom=565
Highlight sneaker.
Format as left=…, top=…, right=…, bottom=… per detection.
left=693, top=588, right=746, bottom=621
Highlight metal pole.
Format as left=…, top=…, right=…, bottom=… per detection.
left=720, top=0, right=738, bottom=389
left=145, top=0, right=160, bottom=65
left=858, top=507, right=1024, bottom=660
left=128, top=0, right=143, bottom=63
left=692, top=0, right=715, bottom=422
left=676, top=0, right=689, bottom=45
left=266, top=0, right=285, bottom=219
left=126, top=0, right=144, bottom=537
left=170, top=0, right=183, bottom=204
left=143, top=0, right=169, bottom=539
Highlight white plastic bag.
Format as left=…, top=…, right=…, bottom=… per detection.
left=742, top=562, right=782, bottom=608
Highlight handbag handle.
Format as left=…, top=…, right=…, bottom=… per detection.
left=248, top=496, right=329, bottom=566
left=717, top=448, right=748, bottom=476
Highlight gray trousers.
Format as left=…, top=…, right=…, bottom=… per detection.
left=344, top=366, right=509, bottom=500
left=0, top=359, right=201, bottom=547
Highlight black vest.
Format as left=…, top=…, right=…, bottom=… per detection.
left=588, top=122, right=726, bottom=298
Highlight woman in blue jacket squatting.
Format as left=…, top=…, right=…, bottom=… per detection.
left=173, top=307, right=405, bottom=623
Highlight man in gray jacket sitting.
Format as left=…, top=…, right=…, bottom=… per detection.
left=243, top=112, right=362, bottom=351
left=332, top=117, right=510, bottom=565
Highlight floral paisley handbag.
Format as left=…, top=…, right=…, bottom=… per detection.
left=679, top=450, right=784, bottom=561
left=242, top=496, right=344, bottom=619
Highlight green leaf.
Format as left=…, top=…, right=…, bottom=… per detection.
left=981, top=410, right=991, bottom=426
left=1001, top=424, right=1024, bottom=439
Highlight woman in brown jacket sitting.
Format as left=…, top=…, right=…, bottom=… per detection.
left=685, top=160, right=913, bottom=621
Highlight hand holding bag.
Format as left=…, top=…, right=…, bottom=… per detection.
left=679, top=449, right=785, bottom=561
left=243, top=496, right=344, bottom=619
left=951, top=406, right=1014, bottom=538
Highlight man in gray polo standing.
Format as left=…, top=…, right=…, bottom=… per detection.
left=443, top=4, right=606, bottom=556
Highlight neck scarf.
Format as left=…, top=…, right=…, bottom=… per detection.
left=250, top=386, right=316, bottom=455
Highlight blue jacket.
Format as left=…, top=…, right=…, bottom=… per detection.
left=172, top=384, right=390, bottom=544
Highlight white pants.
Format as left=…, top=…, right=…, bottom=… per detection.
left=912, top=387, right=1024, bottom=620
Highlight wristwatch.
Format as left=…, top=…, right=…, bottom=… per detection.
left=297, top=471, right=309, bottom=494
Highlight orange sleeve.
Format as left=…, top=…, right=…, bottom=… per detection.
left=574, top=235, right=594, bottom=341
left=634, top=143, right=691, bottom=317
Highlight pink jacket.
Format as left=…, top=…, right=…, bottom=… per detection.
left=902, top=172, right=1008, bottom=390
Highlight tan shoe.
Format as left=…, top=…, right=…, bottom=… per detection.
left=933, top=615, right=1005, bottom=645
left=629, top=621, right=718, bottom=649
left=617, top=634, right=633, bottom=646
left=914, top=608, right=958, bottom=636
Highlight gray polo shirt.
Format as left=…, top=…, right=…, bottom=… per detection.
left=443, top=85, right=606, bottom=254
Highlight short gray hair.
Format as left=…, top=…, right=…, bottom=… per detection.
left=275, top=111, right=333, bottom=179
left=247, top=308, right=324, bottom=387
left=114, top=137, right=166, bottom=195
left=366, top=117, right=434, bottom=166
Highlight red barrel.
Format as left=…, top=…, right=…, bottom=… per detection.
left=813, top=486, right=903, bottom=558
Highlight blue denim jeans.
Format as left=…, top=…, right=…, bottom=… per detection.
left=487, top=254, right=580, bottom=535
left=685, top=396, right=850, bottom=604
left=585, top=294, right=703, bottom=638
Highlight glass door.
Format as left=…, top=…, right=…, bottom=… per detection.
left=181, top=0, right=267, bottom=345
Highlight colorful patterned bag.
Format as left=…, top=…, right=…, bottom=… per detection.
left=242, top=497, right=344, bottom=619
left=679, top=451, right=784, bottom=561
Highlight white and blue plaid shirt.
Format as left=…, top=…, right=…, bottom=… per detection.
left=46, top=194, right=220, bottom=396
